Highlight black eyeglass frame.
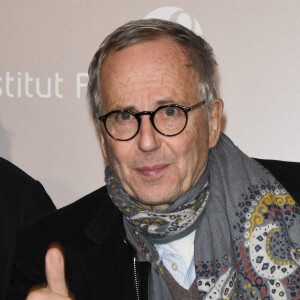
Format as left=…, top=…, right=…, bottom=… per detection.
left=97, top=100, right=206, bottom=141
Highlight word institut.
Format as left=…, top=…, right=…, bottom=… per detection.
left=0, top=72, right=88, bottom=99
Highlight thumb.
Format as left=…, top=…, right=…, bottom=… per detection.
left=45, top=246, right=69, bottom=297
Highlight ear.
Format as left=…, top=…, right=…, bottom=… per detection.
left=208, top=98, right=224, bottom=149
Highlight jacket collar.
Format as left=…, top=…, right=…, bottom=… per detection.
left=78, top=187, right=139, bottom=299
left=79, top=186, right=149, bottom=300
left=83, top=186, right=126, bottom=245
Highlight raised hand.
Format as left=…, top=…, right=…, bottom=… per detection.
left=26, top=246, right=73, bottom=300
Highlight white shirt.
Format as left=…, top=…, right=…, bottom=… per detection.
left=155, top=230, right=196, bottom=289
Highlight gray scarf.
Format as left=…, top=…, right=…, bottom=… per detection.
left=106, top=133, right=300, bottom=299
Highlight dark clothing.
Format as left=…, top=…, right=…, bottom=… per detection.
left=6, top=159, right=299, bottom=299
left=0, top=158, right=56, bottom=300
left=7, top=186, right=149, bottom=300
left=256, top=158, right=300, bottom=204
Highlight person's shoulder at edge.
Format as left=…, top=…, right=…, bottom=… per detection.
left=0, top=157, right=56, bottom=300
left=0, top=157, right=56, bottom=223
left=0, top=156, right=42, bottom=186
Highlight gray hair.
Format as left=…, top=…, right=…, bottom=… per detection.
left=87, top=18, right=218, bottom=124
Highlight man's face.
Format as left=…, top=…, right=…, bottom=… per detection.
left=99, top=38, right=222, bottom=210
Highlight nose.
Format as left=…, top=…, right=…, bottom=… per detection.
left=137, top=115, right=161, bottom=152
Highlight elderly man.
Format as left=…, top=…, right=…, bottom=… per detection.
left=7, top=19, right=300, bottom=300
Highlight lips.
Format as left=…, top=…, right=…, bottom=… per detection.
left=135, top=164, right=169, bottom=177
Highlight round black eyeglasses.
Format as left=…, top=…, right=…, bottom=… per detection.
left=97, top=100, right=206, bottom=141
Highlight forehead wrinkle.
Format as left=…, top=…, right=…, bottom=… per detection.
left=103, top=70, right=198, bottom=112
left=101, top=39, right=199, bottom=111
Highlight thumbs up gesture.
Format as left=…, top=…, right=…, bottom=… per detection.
left=26, top=246, right=73, bottom=300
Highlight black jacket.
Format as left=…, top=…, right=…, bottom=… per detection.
left=7, top=158, right=299, bottom=299
left=7, top=186, right=150, bottom=300
left=0, top=158, right=56, bottom=300
left=255, top=158, right=300, bottom=203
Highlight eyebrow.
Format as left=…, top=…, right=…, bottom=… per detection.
left=114, top=98, right=176, bottom=112
left=156, top=98, right=175, bottom=106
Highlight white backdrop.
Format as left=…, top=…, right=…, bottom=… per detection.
left=1, top=0, right=299, bottom=208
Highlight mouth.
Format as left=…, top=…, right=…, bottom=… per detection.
left=135, top=164, right=169, bottom=177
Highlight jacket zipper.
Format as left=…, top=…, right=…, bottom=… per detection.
left=133, top=254, right=141, bottom=300
left=123, top=238, right=141, bottom=300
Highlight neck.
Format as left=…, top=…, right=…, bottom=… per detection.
left=138, top=202, right=171, bottom=210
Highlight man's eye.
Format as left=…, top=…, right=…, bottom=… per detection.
left=116, top=112, right=133, bottom=121
left=163, top=107, right=178, bottom=117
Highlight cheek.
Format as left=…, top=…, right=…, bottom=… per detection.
left=169, top=130, right=199, bottom=163
left=107, top=141, right=133, bottom=170
left=103, top=138, right=119, bottom=167
left=184, top=120, right=208, bottom=146
left=177, top=120, right=210, bottom=160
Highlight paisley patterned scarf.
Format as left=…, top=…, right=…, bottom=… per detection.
left=105, top=164, right=209, bottom=244
left=106, top=133, right=300, bottom=300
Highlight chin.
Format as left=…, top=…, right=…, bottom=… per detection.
left=133, top=190, right=179, bottom=210
left=123, top=175, right=182, bottom=207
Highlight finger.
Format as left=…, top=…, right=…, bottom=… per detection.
left=45, top=246, right=69, bottom=297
